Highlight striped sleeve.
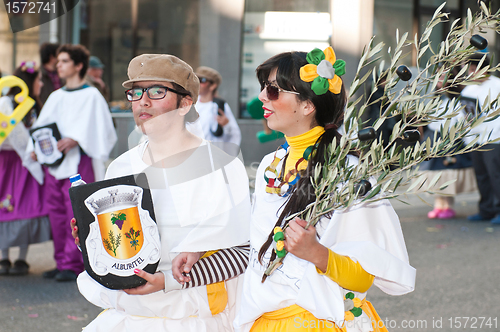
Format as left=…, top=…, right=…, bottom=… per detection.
left=182, top=242, right=250, bottom=289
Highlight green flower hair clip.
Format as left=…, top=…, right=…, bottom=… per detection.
left=299, top=47, right=346, bottom=95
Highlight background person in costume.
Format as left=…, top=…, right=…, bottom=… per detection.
left=194, top=66, right=242, bottom=149
left=414, top=66, right=477, bottom=219
left=0, top=63, right=51, bottom=276
left=39, top=42, right=63, bottom=106
left=28, top=44, right=117, bottom=282
left=73, top=54, right=251, bottom=331
left=234, top=48, right=415, bottom=332
left=461, top=53, right=500, bottom=224
left=86, top=56, right=110, bottom=102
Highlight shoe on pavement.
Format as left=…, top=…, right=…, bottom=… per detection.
left=0, top=259, right=11, bottom=275
left=467, top=213, right=492, bottom=222
left=437, top=208, right=456, bottom=219
left=55, top=269, right=77, bottom=282
left=43, top=268, right=60, bottom=279
left=9, top=260, right=29, bottom=276
left=427, top=208, right=443, bottom=219
left=490, top=215, right=500, bottom=225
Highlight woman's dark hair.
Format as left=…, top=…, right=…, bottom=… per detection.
left=57, top=44, right=90, bottom=79
left=40, top=42, right=60, bottom=65
left=256, top=51, right=349, bottom=263
left=8, top=66, right=41, bottom=125
left=172, top=82, right=199, bottom=123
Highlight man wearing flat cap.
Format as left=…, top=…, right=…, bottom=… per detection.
left=195, top=66, right=241, bottom=148
left=86, top=56, right=109, bottom=102
left=74, top=54, right=250, bottom=331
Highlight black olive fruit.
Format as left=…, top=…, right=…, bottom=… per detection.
left=396, top=65, right=412, bottom=81
left=358, top=127, right=376, bottom=141
left=402, top=129, right=420, bottom=142
left=354, top=180, right=372, bottom=196
left=470, top=34, right=488, bottom=50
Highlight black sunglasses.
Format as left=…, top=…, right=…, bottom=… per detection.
left=125, top=85, right=187, bottom=102
left=199, top=77, right=213, bottom=84
left=261, top=82, right=299, bottom=101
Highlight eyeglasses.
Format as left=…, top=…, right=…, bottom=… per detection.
left=261, top=82, right=300, bottom=101
left=199, top=77, right=212, bottom=84
left=125, top=86, right=187, bottom=102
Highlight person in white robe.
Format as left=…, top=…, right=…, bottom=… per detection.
left=74, top=54, right=251, bottom=331
left=234, top=48, right=415, bottom=332
left=27, top=44, right=117, bottom=282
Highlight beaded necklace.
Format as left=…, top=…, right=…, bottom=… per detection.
left=264, top=142, right=315, bottom=197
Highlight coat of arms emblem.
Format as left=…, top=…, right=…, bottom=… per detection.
left=29, top=123, right=64, bottom=166
left=70, top=174, right=160, bottom=289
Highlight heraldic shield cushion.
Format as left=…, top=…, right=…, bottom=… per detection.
left=69, top=173, right=160, bottom=289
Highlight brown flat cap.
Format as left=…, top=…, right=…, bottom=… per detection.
left=123, top=54, right=199, bottom=103
left=195, top=66, right=222, bottom=87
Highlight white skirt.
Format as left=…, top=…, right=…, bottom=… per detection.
left=78, top=272, right=242, bottom=332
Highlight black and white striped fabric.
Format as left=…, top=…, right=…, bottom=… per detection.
left=182, top=242, right=250, bottom=288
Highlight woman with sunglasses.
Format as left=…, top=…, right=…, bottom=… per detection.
left=234, top=48, right=415, bottom=332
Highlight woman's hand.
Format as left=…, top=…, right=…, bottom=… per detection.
left=70, top=218, right=80, bottom=246
left=171, top=252, right=203, bottom=284
left=30, top=152, right=37, bottom=161
left=123, top=270, right=165, bottom=295
left=284, top=217, right=329, bottom=272
left=57, top=138, right=78, bottom=154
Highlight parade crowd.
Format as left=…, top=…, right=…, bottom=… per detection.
left=0, top=40, right=498, bottom=332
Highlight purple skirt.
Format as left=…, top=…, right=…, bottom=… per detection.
left=0, top=150, right=51, bottom=249
left=0, top=150, right=49, bottom=221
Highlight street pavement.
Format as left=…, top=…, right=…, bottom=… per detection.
left=0, top=192, right=498, bottom=332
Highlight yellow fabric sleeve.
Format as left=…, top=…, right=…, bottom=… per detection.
left=316, top=249, right=374, bottom=293
left=206, top=281, right=228, bottom=316
left=199, top=250, right=228, bottom=316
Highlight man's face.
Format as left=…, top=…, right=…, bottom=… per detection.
left=130, top=81, right=183, bottom=132
left=56, top=52, right=82, bottom=80
left=198, top=79, right=217, bottom=97
left=468, top=64, right=478, bottom=76
left=88, top=67, right=103, bottom=79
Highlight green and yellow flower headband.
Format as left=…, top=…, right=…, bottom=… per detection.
left=299, top=47, right=345, bottom=95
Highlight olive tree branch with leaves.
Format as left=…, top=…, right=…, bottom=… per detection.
left=264, top=3, right=500, bottom=278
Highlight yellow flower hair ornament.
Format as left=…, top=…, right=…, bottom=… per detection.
left=299, top=47, right=345, bottom=95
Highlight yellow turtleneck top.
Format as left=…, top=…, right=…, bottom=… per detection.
left=284, top=126, right=324, bottom=176
left=283, top=126, right=374, bottom=293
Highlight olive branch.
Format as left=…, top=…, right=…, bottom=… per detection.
left=264, top=3, right=500, bottom=279
left=103, top=230, right=121, bottom=257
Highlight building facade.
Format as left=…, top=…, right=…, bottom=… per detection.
left=1, top=0, right=498, bottom=164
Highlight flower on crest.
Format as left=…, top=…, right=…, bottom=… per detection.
left=299, top=47, right=345, bottom=95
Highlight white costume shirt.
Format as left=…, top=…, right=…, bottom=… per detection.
left=461, top=75, right=500, bottom=145
left=195, top=98, right=242, bottom=147
left=234, top=152, right=416, bottom=332
left=27, top=85, right=117, bottom=180
left=77, top=139, right=251, bottom=331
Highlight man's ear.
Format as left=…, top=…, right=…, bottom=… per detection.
left=178, top=96, right=193, bottom=116
left=75, top=62, right=84, bottom=74
left=303, top=100, right=316, bottom=116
